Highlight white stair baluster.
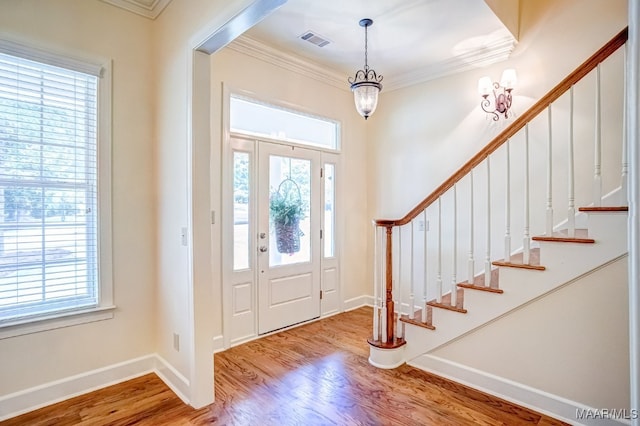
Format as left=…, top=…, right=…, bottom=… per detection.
left=379, top=228, right=387, bottom=342
left=451, top=184, right=458, bottom=307
left=397, top=228, right=403, bottom=339
left=437, top=197, right=443, bottom=302
left=505, top=140, right=512, bottom=262
left=422, top=209, right=428, bottom=323
left=622, top=46, right=629, bottom=203
left=547, top=106, right=554, bottom=236
left=568, top=86, right=576, bottom=237
left=410, top=221, right=415, bottom=319
left=594, top=63, right=603, bottom=206
left=381, top=304, right=387, bottom=343
left=468, top=171, right=475, bottom=284
left=485, top=157, right=492, bottom=287
left=524, top=124, right=531, bottom=264
left=373, top=225, right=379, bottom=340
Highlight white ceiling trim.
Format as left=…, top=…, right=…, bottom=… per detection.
left=228, top=35, right=516, bottom=94
left=99, top=0, right=173, bottom=19
left=228, top=35, right=349, bottom=91
left=386, top=36, right=518, bottom=92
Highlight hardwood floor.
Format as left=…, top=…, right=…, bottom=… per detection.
left=1, top=307, right=568, bottom=425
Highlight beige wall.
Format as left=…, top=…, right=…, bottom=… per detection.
left=432, top=256, right=630, bottom=409
left=0, top=0, right=156, bottom=394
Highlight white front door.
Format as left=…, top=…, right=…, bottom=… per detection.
left=257, top=142, right=321, bottom=334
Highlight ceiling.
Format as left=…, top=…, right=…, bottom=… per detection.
left=241, top=0, right=517, bottom=91
left=101, top=0, right=517, bottom=91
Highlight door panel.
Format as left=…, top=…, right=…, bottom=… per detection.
left=269, top=273, right=313, bottom=305
left=258, top=142, right=321, bottom=334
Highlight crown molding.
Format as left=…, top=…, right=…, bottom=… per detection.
left=227, top=34, right=516, bottom=94
left=99, top=0, right=172, bottom=19
left=227, top=35, right=349, bottom=91
left=384, top=36, right=517, bottom=91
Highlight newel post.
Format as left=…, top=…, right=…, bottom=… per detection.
left=385, top=225, right=395, bottom=343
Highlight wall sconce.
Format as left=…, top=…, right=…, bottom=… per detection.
left=478, top=69, right=517, bottom=121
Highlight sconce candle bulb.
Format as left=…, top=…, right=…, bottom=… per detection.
left=479, top=69, right=517, bottom=121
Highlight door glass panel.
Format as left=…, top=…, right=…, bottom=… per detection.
left=269, top=155, right=311, bottom=267
left=324, top=163, right=335, bottom=258
left=233, top=151, right=250, bottom=271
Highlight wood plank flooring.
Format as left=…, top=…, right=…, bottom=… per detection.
left=1, top=307, right=568, bottom=426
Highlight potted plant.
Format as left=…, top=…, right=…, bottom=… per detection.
left=270, top=181, right=305, bottom=254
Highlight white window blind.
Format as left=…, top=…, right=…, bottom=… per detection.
left=0, top=51, right=99, bottom=324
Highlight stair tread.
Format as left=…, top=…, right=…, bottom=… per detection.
left=400, top=309, right=436, bottom=330
left=579, top=206, right=628, bottom=212
left=457, top=268, right=502, bottom=293
left=532, top=228, right=595, bottom=243
left=492, top=248, right=546, bottom=271
left=427, top=288, right=467, bottom=313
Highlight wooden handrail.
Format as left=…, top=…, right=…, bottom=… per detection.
left=375, top=27, right=628, bottom=227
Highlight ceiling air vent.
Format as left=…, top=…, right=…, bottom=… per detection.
left=299, top=31, right=331, bottom=48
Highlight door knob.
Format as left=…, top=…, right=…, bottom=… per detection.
left=259, top=232, right=266, bottom=239
left=259, top=246, right=268, bottom=253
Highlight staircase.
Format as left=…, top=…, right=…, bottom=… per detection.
left=367, top=28, right=629, bottom=371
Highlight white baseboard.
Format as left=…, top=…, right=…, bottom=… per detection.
left=409, top=354, right=631, bottom=426
left=343, top=295, right=374, bottom=311
left=153, top=354, right=190, bottom=405
left=212, top=335, right=225, bottom=353
left=0, top=354, right=191, bottom=421
left=0, top=354, right=156, bottom=421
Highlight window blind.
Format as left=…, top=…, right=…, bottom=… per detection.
left=0, top=51, right=99, bottom=324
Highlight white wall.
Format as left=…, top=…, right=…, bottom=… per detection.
left=209, top=45, right=369, bottom=338
left=432, top=256, right=630, bottom=410
left=0, top=0, right=156, bottom=395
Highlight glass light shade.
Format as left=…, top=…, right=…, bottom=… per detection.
left=352, top=83, right=380, bottom=119
left=500, top=68, right=517, bottom=90
left=477, top=76, right=493, bottom=96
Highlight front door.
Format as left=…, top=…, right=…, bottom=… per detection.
left=257, top=142, right=321, bottom=334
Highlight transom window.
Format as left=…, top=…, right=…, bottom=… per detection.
left=0, top=41, right=109, bottom=329
left=230, top=95, right=340, bottom=150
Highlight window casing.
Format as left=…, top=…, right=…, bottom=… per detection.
left=0, top=38, right=113, bottom=337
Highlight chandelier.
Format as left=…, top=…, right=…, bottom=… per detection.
left=348, top=18, right=383, bottom=120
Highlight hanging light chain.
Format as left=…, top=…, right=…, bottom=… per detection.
left=364, top=21, right=369, bottom=71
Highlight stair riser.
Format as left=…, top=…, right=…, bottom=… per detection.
left=584, top=211, right=628, bottom=241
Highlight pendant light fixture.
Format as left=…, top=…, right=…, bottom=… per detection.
left=348, top=18, right=383, bottom=120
